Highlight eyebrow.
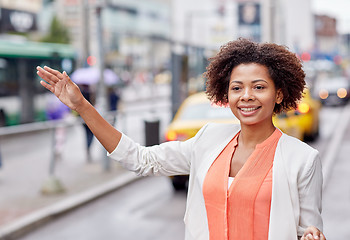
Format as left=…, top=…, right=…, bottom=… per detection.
left=229, top=79, right=268, bottom=84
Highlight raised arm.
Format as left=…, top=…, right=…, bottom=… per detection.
left=37, top=66, right=121, bottom=153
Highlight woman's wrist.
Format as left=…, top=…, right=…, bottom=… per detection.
left=74, top=98, right=92, bottom=115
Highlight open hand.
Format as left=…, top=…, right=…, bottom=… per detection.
left=301, top=226, right=326, bottom=240
left=37, top=66, right=85, bottom=112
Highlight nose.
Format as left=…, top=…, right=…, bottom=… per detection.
left=240, top=88, right=254, bottom=101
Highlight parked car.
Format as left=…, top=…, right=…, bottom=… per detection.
left=165, top=89, right=320, bottom=190
left=314, top=76, right=350, bottom=106
left=273, top=89, right=321, bottom=141
left=165, top=92, right=239, bottom=142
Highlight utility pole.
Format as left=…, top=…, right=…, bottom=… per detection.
left=94, top=1, right=110, bottom=171
left=81, top=0, right=90, bottom=67
left=95, top=5, right=107, bottom=114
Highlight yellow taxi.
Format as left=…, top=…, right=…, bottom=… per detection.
left=165, top=91, right=239, bottom=142
left=273, top=89, right=321, bottom=141
left=165, top=90, right=320, bottom=189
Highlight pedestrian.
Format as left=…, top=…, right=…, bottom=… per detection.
left=108, top=86, right=120, bottom=126
left=79, top=84, right=95, bottom=162
left=36, top=38, right=325, bottom=240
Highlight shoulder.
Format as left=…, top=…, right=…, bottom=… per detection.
left=279, top=133, right=318, bottom=156
left=196, top=123, right=240, bottom=140
left=190, top=123, right=240, bottom=151
left=203, top=122, right=240, bottom=132
left=277, top=132, right=320, bottom=173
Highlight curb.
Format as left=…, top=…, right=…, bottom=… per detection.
left=0, top=172, right=140, bottom=240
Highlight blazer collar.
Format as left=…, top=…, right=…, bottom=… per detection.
left=196, top=124, right=241, bottom=189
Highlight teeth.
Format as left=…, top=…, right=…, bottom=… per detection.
left=241, top=107, right=258, bottom=112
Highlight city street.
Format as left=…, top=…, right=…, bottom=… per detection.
left=18, top=176, right=186, bottom=240
left=0, top=1, right=349, bottom=239
left=2, top=100, right=348, bottom=240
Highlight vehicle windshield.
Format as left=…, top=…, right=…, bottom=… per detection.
left=179, top=103, right=235, bottom=120
left=317, top=77, right=350, bottom=91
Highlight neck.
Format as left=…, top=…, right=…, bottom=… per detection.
left=239, top=122, right=276, bottom=149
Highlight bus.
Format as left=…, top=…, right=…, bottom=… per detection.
left=0, top=39, right=76, bottom=126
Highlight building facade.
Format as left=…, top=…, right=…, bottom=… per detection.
left=39, top=0, right=172, bottom=77
left=171, top=0, right=315, bottom=54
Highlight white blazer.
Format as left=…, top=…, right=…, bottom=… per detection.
left=108, top=123, right=323, bottom=240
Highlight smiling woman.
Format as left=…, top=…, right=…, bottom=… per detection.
left=227, top=63, right=283, bottom=130
left=36, top=38, right=326, bottom=240
left=202, top=38, right=324, bottom=240
left=205, top=38, right=305, bottom=114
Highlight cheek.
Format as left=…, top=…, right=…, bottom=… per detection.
left=227, top=97, right=238, bottom=114
left=267, top=96, right=279, bottom=108
left=227, top=95, right=235, bottom=108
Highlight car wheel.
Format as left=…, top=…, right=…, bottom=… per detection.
left=171, top=175, right=189, bottom=191
left=304, top=122, right=319, bottom=142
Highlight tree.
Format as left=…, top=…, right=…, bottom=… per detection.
left=41, top=16, right=70, bottom=44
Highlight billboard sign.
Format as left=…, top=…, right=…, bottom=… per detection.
left=0, top=8, right=37, bottom=33
left=238, top=2, right=261, bottom=42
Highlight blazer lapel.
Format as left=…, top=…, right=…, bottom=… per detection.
left=268, top=134, right=298, bottom=240
left=196, top=124, right=240, bottom=190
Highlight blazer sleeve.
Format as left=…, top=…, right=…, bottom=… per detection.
left=297, top=149, right=323, bottom=236
left=107, top=125, right=208, bottom=177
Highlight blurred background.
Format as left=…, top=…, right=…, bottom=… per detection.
left=0, top=0, right=349, bottom=239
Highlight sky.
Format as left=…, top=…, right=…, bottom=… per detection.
left=312, top=0, right=350, bottom=34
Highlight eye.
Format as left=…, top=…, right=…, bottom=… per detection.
left=255, top=85, right=265, bottom=90
left=231, top=86, right=241, bottom=91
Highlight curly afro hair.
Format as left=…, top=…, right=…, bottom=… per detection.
left=204, top=38, right=306, bottom=113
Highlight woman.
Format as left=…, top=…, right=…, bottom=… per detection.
left=37, top=38, right=325, bottom=240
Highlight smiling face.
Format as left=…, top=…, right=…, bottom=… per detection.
left=228, top=63, right=283, bottom=129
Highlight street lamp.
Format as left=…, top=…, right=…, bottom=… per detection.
left=94, top=4, right=107, bottom=115
left=93, top=1, right=110, bottom=171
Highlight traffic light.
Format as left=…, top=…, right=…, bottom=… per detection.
left=301, top=52, right=311, bottom=62
left=87, top=55, right=96, bottom=66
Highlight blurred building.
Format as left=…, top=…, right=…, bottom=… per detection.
left=171, top=0, right=315, bottom=53
left=0, top=0, right=42, bottom=35
left=314, top=15, right=338, bottom=55
left=39, top=0, right=172, bottom=77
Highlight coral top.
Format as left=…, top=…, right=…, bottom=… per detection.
left=203, top=128, right=282, bottom=240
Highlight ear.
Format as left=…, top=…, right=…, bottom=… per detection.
left=275, top=89, right=283, bottom=104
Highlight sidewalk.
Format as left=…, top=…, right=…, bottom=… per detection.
left=0, top=124, right=140, bottom=239
left=0, top=82, right=171, bottom=239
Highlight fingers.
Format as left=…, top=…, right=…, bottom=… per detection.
left=36, top=66, right=62, bottom=85
left=40, top=80, right=54, bottom=93
left=302, top=226, right=326, bottom=240
left=301, top=233, right=318, bottom=240
left=43, top=66, right=64, bottom=79
left=62, top=71, right=72, bottom=81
